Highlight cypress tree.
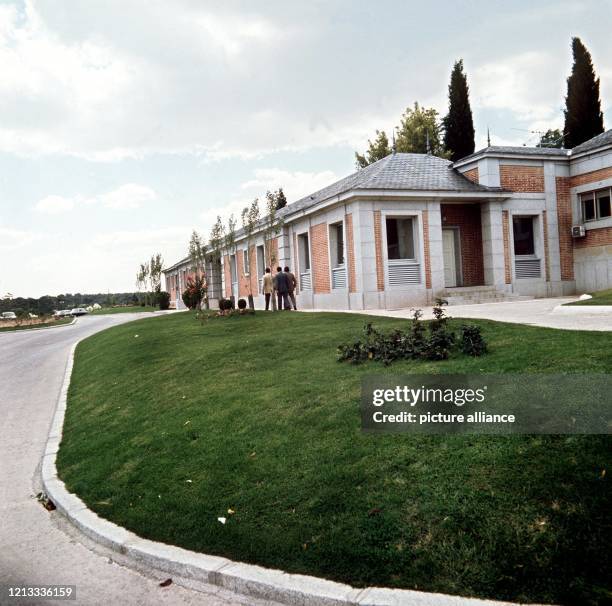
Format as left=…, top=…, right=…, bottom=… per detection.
left=443, top=60, right=475, bottom=162
left=563, top=37, right=604, bottom=148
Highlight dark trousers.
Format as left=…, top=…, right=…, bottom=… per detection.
left=265, top=293, right=271, bottom=310
left=288, top=291, right=297, bottom=310
left=277, top=292, right=290, bottom=310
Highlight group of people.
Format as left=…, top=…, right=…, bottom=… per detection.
left=262, top=266, right=298, bottom=311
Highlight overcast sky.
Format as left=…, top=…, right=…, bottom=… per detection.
left=1, top=0, right=611, bottom=298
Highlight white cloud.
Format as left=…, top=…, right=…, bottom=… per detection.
left=99, top=183, right=157, bottom=209
left=34, top=184, right=156, bottom=214
left=35, top=195, right=75, bottom=214
left=0, top=225, right=40, bottom=249
left=471, top=51, right=566, bottom=124
left=241, top=168, right=338, bottom=201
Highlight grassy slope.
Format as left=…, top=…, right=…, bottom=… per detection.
left=0, top=317, right=72, bottom=332
left=57, top=312, right=611, bottom=605
left=91, top=306, right=157, bottom=314
left=567, top=288, right=612, bottom=306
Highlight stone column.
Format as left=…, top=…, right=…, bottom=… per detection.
left=427, top=201, right=445, bottom=295
left=481, top=200, right=507, bottom=289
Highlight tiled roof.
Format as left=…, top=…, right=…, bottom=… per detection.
left=279, top=152, right=498, bottom=219
left=571, top=129, right=612, bottom=155
left=455, top=146, right=569, bottom=164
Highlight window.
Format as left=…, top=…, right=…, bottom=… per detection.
left=513, top=216, right=535, bottom=256
left=229, top=255, right=237, bottom=284
left=329, top=222, right=344, bottom=268
left=257, top=245, right=265, bottom=273
left=386, top=217, right=415, bottom=260
left=581, top=188, right=612, bottom=221
left=298, top=233, right=310, bottom=271
left=242, top=249, right=249, bottom=275
left=597, top=190, right=611, bottom=219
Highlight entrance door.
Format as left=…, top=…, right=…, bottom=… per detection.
left=443, top=229, right=458, bottom=287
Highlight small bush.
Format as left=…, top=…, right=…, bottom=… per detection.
left=219, top=298, right=233, bottom=311
left=460, top=324, right=487, bottom=356
left=237, top=298, right=247, bottom=310
left=337, top=301, right=487, bottom=366
left=157, top=291, right=170, bottom=310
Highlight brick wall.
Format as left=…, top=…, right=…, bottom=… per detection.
left=555, top=177, right=574, bottom=280
left=542, top=210, right=550, bottom=282
left=249, top=246, right=258, bottom=295
left=310, top=222, right=331, bottom=293
left=574, top=226, right=612, bottom=248
left=223, top=254, right=232, bottom=297
left=345, top=213, right=357, bottom=293
left=500, top=165, right=545, bottom=192
left=502, top=210, right=512, bottom=284
left=373, top=210, right=384, bottom=291
left=441, top=204, right=485, bottom=286
left=422, top=210, right=432, bottom=289
left=463, top=167, right=479, bottom=184
left=237, top=251, right=250, bottom=297
left=570, top=166, right=612, bottom=187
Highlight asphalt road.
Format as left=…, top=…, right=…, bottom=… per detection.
left=0, top=314, right=270, bottom=606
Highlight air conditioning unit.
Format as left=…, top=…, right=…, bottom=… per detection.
left=572, top=225, right=586, bottom=238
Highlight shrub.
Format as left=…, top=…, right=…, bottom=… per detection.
left=337, top=302, right=486, bottom=366
left=423, top=299, right=454, bottom=360
left=157, top=291, right=170, bottom=310
left=237, top=298, right=247, bottom=310
left=218, top=298, right=233, bottom=311
left=460, top=324, right=487, bottom=356
left=182, top=276, right=206, bottom=309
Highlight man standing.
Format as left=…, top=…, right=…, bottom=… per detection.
left=275, top=266, right=290, bottom=310
left=284, top=266, right=297, bottom=310
left=262, top=267, right=273, bottom=311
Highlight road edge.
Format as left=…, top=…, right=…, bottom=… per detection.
left=0, top=316, right=77, bottom=334
left=41, top=338, right=539, bottom=606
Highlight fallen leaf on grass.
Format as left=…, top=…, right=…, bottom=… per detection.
left=601, top=469, right=606, bottom=478
left=227, top=508, right=235, bottom=515
left=368, top=507, right=382, bottom=517
left=159, top=578, right=172, bottom=587
left=186, top=479, right=193, bottom=484
left=217, top=517, right=227, bottom=524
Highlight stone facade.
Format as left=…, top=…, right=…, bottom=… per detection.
left=164, top=131, right=612, bottom=310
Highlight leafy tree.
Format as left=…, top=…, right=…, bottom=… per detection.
left=263, top=191, right=285, bottom=311
left=355, top=130, right=391, bottom=168
left=188, top=230, right=208, bottom=308
left=396, top=102, right=446, bottom=157
left=537, top=129, right=564, bottom=148
left=275, top=188, right=287, bottom=210
left=563, top=37, right=604, bottom=148
left=209, top=216, right=224, bottom=261
left=241, top=199, right=260, bottom=310
left=136, top=262, right=149, bottom=306
left=149, top=253, right=164, bottom=304
left=443, top=60, right=475, bottom=161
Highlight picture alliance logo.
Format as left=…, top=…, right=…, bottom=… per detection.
left=372, top=385, right=488, bottom=407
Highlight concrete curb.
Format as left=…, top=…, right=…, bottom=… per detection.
left=552, top=304, right=612, bottom=315
left=42, top=339, right=541, bottom=606
left=0, top=316, right=77, bottom=334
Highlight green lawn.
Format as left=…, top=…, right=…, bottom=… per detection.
left=0, top=316, right=72, bottom=332
left=57, top=312, right=611, bottom=605
left=567, top=288, right=612, bottom=306
left=91, top=305, right=157, bottom=314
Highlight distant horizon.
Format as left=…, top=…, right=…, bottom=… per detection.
left=1, top=1, right=610, bottom=298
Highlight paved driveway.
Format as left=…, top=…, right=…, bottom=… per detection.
left=314, top=297, right=612, bottom=331
left=0, top=314, right=269, bottom=606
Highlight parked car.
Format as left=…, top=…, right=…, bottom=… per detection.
left=54, top=310, right=72, bottom=318
left=1, top=311, right=17, bottom=320
left=70, top=308, right=88, bottom=316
